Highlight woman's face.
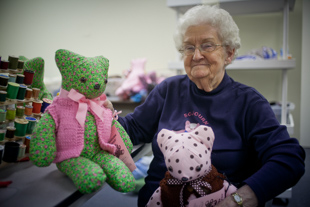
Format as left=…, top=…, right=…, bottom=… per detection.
left=182, top=24, right=234, bottom=92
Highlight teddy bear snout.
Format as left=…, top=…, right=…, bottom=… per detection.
left=94, top=84, right=100, bottom=90
left=181, top=177, right=188, bottom=182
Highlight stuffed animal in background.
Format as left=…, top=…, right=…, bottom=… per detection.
left=30, top=49, right=135, bottom=193
left=115, top=58, right=164, bottom=102
left=146, top=123, right=237, bottom=207
left=18, top=56, right=54, bottom=100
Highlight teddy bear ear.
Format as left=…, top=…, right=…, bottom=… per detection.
left=96, top=56, right=109, bottom=70
left=191, top=125, right=215, bottom=151
left=157, top=129, right=176, bottom=150
left=55, top=49, right=82, bottom=73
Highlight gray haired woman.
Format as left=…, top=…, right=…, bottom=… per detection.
left=112, top=5, right=305, bottom=207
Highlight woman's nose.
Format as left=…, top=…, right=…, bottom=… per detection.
left=193, top=48, right=204, bottom=60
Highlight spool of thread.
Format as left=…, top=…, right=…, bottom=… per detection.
left=16, top=74, right=25, bottom=84
left=33, top=113, right=42, bottom=120
left=0, top=74, right=9, bottom=86
left=0, top=109, right=6, bottom=122
left=14, top=118, right=29, bottom=137
left=17, top=60, right=24, bottom=69
left=8, top=74, right=16, bottom=82
left=24, top=136, right=31, bottom=153
left=5, top=126, right=16, bottom=139
left=25, top=88, right=32, bottom=99
left=25, top=105, right=33, bottom=116
left=32, top=100, right=43, bottom=113
left=0, top=90, right=7, bottom=102
left=23, top=70, right=35, bottom=85
left=25, top=117, right=37, bottom=134
left=7, top=82, right=20, bottom=99
left=2, top=142, right=20, bottom=162
left=32, top=88, right=40, bottom=100
left=0, top=130, right=5, bottom=141
left=0, top=60, right=9, bottom=69
left=8, top=56, right=19, bottom=69
left=0, top=145, right=3, bottom=164
left=17, top=84, right=27, bottom=101
left=16, top=106, right=25, bottom=117
left=6, top=107, right=16, bottom=121
left=18, top=144, right=26, bottom=158
left=41, top=98, right=53, bottom=113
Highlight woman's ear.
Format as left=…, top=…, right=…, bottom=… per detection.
left=225, top=48, right=236, bottom=64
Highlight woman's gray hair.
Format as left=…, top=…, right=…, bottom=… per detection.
left=173, top=5, right=241, bottom=59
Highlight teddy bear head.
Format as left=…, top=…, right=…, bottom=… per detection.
left=157, top=125, right=215, bottom=182
left=55, top=49, right=109, bottom=99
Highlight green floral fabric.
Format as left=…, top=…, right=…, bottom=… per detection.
left=30, top=49, right=135, bottom=193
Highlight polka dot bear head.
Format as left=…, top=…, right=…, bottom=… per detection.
left=55, top=49, right=109, bottom=99
left=157, top=125, right=215, bottom=182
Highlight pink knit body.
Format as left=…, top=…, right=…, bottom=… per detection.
left=47, top=96, right=114, bottom=163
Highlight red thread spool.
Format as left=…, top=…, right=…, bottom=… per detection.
left=0, top=60, right=9, bottom=69
left=32, top=100, right=43, bottom=113
left=23, top=70, right=35, bottom=85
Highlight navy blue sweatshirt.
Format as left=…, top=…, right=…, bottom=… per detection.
left=118, top=73, right=305, bottom=206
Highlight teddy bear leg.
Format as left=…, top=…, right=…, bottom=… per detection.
left=113, top=120, right=133, bottom=153
left=30, top=112, right=57, bottom=167
left=92, top=150, right=136, bottom=193
left=146, top=187, right=163, bottom=207
left=56, top=156, right=106, bottom=194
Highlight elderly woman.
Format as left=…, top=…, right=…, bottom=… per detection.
left=116, top=5, right=305, bottom=207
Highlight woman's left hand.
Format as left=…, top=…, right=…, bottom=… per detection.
left=215, top=184, right=258, bottom=207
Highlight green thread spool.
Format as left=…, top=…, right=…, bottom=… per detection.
left=0, top=129, right=5, bottom=141
left=14, top=118, right=29, bottom=137
left=16, top=106, right=25, bottom=118
left=7, top=82, right=20, bottom=99
left=25, top=117, right=37, bottom=134
left=8, top=56, right=19, bottom=69
left=17, top=84, right=27, bottom=101
left=0, top=90, right=7, bottom=102
left=0, top=109, right=6, bottom=122
left=6, top=107, right=16, bottom=121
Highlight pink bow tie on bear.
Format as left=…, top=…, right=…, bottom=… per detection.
left=61, top=88, right=112, bottom=128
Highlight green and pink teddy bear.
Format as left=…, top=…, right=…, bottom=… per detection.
left=30, top=49, right=136, bottom=193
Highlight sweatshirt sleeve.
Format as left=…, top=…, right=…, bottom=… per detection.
left=243, top=98, right=305, bottom=206
left=118, top=81, right=167, bottom=145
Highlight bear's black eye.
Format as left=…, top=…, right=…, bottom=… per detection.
left=195, top=166, right=201, bottom=172
left=104, top=79, right=108, bottom=84
left=80, top=77, right=87, bottom=83
left=168, top=166, right=173, bottom=172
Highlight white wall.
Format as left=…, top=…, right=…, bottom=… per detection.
left=0, top=0, right=176, bottom=79
left=300, top=0, right=310, bottom=147
left=0, top=0, right=305, bottom=141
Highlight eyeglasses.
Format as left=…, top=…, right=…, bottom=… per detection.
left=179, top=42, right=225, bottom=56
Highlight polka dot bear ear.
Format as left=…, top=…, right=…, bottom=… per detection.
left=191, top=125, right=215, bottom=152
left=157, top=129, right=178, bottom=151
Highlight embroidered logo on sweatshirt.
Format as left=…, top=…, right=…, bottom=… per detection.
left=184, top=111, right=208, bottom=125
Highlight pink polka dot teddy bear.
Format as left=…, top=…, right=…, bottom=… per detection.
left=146, top=122, right=237, bottom=207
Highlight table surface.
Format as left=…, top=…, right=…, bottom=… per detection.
left=0, top=143, right=151, bottom=207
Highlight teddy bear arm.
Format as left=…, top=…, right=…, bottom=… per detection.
left=112, top=120, right=133, bottom=153
left=146, top=186, right=163, bottom=207
left=30, top=112, right=57, bottom=167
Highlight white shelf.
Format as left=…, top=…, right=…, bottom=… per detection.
left=167, top=0, right=295, bottom=15
left=168, top=59, right=296, bottom=71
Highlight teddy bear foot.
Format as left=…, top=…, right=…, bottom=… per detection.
left=57, top=157, right=107, bottom=194
left=93, top=150, right=136, bottom=193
